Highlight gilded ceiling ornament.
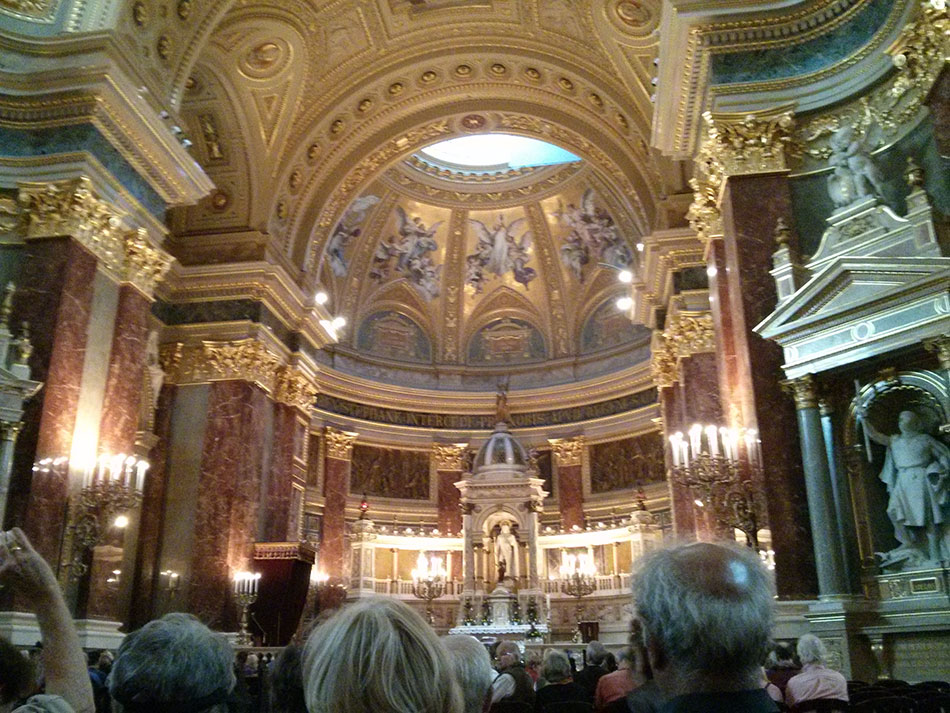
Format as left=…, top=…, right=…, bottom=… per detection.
left=588, top=93, right=603, bottom=109
left=702, top=110, right=796, bottom=177
left=524, top=67, right=542, bottom=81
left=490, top=64, right=507, bottom=76
left=274, top=365, right=319, bottom=412
left=132, top=1, right=146, bottom=26
left=289, top=169, right=303, bottom=192
left=433, top=443, right=467, bottom=470
left=615, top=1, right=650, bottom=28
left=157, top=36, right=171, bottom=61
left=210, top=190, right=230, bottom=211
left=357, top=98, right=373, bottom=113
left=558, top=77, right=575, bottom=93
left=176, top=0, right=192, bottom=20
left=548, top=437, right=584, bottom=467
left=455, top=64, right=473, bottom=77
left=246, top=42, right=281, bottom=72
left=420, top=70, right=438, bottom=84
left=330, top=119, right=345, bottom=135
left=388, top=82, right=404, bottom=96
left=325, top=427, right=358, bottom=460
left=461, top=114, right=487, bottom=131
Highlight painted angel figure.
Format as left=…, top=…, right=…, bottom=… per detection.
left=326, top=195, right=380, bottom=276
left=554, top=189, right=630, bottom=282
left=467, top=215, right=536, bottom=289
left=858, top=407, right=950, bottom=568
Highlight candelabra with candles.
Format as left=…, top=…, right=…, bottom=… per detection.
left=559, top=552, right=596, bottom=640
left=410, top=552, right=447, bottom=625
left=669, top=424, right=764, bottom=549
left=53, top=453, right=149, bottom=580
left=233, top=571, right=261, bottom=646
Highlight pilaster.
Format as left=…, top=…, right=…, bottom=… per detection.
left=548, top=437, right=584, bottom=530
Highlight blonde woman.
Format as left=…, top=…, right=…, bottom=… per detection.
left=302, top=597, right=463, bottom=713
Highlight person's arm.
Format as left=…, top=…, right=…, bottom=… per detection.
left=0, top=528, right=94, bottom=713
left=856, top=406, right=890, bottom=446
left=491, top=673, right=515, bottom=704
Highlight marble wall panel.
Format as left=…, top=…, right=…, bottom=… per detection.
left=98, top=286, right=150, bottom=454
left=349, top=445, right=429, bottom=500
left=589, top=432, right=665, bottom=494
left=557, top=464, right=584, bottom=530
left=722, top=175, right=816, bottom=597
left=9, top=239, right=96, bottom=565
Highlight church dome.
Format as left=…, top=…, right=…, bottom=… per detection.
left=474, top=423, right=528, bottom=471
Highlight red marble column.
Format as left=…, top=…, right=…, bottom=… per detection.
left=718, top=174, right=816, bottom=597
left=550, top=438, right=584, bottom=530
left=187, top=380, right=270, bottom=628
left=261, top=402, right=297, bottom=542
left=97, top=285, right=150, bottom=454
left=320, top=428, right=355, bottom=588
left=128, top=383, right=176, bottom=630
left=659, top=384, right=697, bottom=538
left=8, top=238, right=97, bottom=568
left=434, top=444, right=465, bottom=536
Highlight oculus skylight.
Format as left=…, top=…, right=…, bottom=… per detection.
left=419, top=134, right=580, bottom=170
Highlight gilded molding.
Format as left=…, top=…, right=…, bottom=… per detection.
left=667, top=312, right=716, bottom=357
left=325, top=427, right=358, bottom=460
left=432, top=443, right=467, bottom=471
left=703, top=110, right=796, bottom=177
left=794, top=1, right=948, bottom=164
left=650, top=332, right=678, bottom=389
left=159, top=338, right=283, bottom=391
left=687, top=124, right=725, bottom=245
left=17, top=179, right=172, bottom=298
left=0, top=0, right=58, bottom=23
left=274, top=366, right=319, bottom=413
left=548, top=436, right=584, bottom=467
left=782, top=374, right=820, bottom=410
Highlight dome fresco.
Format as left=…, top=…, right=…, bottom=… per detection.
left=315, top=158, right=651, bottom=384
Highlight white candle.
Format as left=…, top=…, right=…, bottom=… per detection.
left=688, top=424, right=702, bottom=460
left=705, top=425, right=719, bottom=457
left=546, top=593, right=551, bottom=612
left=669, top=434, right=680, bottom=467
left=135, top=461, right=149, bottom=491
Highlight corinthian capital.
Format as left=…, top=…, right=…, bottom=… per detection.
left=703, top=110, right=796, bottom=177
left=548, top=436, right=584, bottom=467
left=325, top=427, right=358, bottom=460
left=433, top=443, right=467, bottom=471
left=782, top=374, right=819, bottom=411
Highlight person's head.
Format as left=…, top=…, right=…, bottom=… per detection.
left=269, top=644, right=307, bottom=713
left=97, top=650, right=114, bottom=673
left=0, top=637, right=34, bottom=711
left=796, top=634, right=829, bottom=666
left=616, top=649, right=633, bottom=671
left=632, top=541, right=774, bottom=694
left=541, top=649, right=572, bottom=684
left=443, top=635, right=494, bottom=713
left=766, top=642, right=796, bottom=669
left=586, top=640, right=607, bottom=667
left=898, top=410, right=921, bottom=434
left=524, top=649, right=542, bottom=671
left=108, top=612, right=235, bottom=713
left=495, top=641, right=521, bottom=669
left=302, top=597, right=462, bottom=713
left=603, top=652, right=617, bottom=672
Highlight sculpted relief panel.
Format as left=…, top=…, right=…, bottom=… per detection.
left=356, top=311, right=432, bottom=364
left=589, top=431, right=665, bottom=494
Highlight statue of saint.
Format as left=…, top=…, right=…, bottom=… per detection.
left=495, top=382, right=511, bottom=425
left=860, top=408, right=950, bottom=568
left=494, top=521, right=517, bottom=582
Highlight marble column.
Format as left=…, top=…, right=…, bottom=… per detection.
left=549, top=437, right=584, bottom=530
left=10, top=238, right=97, bottom=566
left=261, top=402, right=296, bottom=542
left=658, top=383, right=697, bottom=537
left=820, top=398, right=860, bottom=594
left=717, top=172, right=817, bottom=597
left=785, top=375, right=848, bottom=597
left=320, top=427, right=356, bottom=608
left=433, top=444, right=465, bottom=536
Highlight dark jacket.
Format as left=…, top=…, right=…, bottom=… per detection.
left=535, top=681, right=590, bottom=713
left=494, top=663, right=537, bottom=709
left=575, top=665, right=608, bottom=699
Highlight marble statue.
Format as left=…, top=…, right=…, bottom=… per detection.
left=494, top=521, right=517, bottom=582
left=827, top=126, right=886, bottom=208
left=860, top=409, right=950, bottom=569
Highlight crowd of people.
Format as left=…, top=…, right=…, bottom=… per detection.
left=0, top=530, right=874, bottom=713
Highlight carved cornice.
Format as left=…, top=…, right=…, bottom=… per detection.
left=252, top=541, right=316, bottom=562
left=274, top=365, right=319, bottom=413
left=325, top=427, right=358, bottom=460
left=17, top=178, right=172, bottom=298
left=650, top=332, right=678, bottom=389
left=548, top=436, right=584, bottom=467
left=782, top=373, right=820, bottom=410
left=432, top=443, right=467, bottom=471
left=159, top=338, right=283, bottom=391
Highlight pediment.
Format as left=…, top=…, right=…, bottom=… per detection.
left=757, top=256, right=950, bottom=339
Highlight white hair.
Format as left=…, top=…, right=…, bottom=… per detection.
left=632, top=541, right=774, bottom=678
left=586, top=640, right=607, bottom=666
left=796, top=634, right=829, bottom=665
left=302, top=597, right=463, bottom=713
left=108, top=612, right=235, bottom=713
left=541, top=649, right=572, bottom=682
left=443, top=635, right=494, bottom=713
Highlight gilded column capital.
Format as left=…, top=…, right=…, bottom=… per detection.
left=650, top=332, right=678, bottom=389
left=782, top=374, right=819, bottom=411
left=18, top=179, right=172, bottom=298
left=924, top=334, right=950, bottom=371
left=0, top=420, right=23, bottom=442
left=274, top=365, right=319, bottom=413
left=548, top=436, right=584, bottom=467
left=432, top=443, right=467, bottom=471
left=159, top=338, right=282, bottom=391
left=325, top=427, right=358, bottom=460
left=667, top=311, right=716, bottom=357
left=702, top=110, right=796, bottom=177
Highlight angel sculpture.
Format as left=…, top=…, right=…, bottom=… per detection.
left=325, top=195, right=380, bottom=276
left=827, top=125, right=887, bottom=208
left=467, top=215, right=536, bottom=291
